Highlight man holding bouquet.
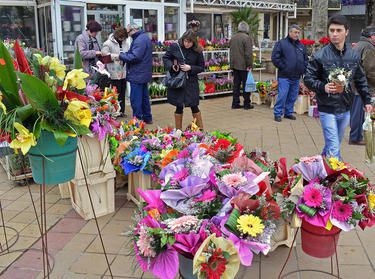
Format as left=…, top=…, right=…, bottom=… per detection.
left=304, top=15, right=373, bottom=160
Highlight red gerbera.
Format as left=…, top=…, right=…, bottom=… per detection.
left=332, top=200, right=352, bottom=222
left=200, top=248, right=227, bottom=279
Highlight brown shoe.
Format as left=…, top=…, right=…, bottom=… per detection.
left=349, top=140, right=366, bottom=145
left=174, top=113, right=183, bottom=130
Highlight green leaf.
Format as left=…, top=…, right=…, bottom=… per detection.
left=15, top=104, right=34, bottom=121
left=18, top=73, right=59, bottom=111
left=53, top=129, right=69, bottom=146
left=168, top=236, right=175, bottom=246
left=160, top=234, right=168, bottom=248
left=74, top=47, right=83, bottom=70
left=0, top=42, right=21, bottom=109
left=341, top=173, right=349, bottom=181
left=33, top=117, right=42, bottom=139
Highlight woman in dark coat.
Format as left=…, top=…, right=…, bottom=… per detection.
left=163, top=30, right=205, bottom=130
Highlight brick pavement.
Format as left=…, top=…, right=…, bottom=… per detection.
left=0, top=96, right=375, bottom=278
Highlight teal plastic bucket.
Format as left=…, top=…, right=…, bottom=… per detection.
left=28, top=131, right=78, bottom=185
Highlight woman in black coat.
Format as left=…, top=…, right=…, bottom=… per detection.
left=163, top=30, right=205, bottom=130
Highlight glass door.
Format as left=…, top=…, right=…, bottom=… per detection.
left=56, top=1, right=86, bottom=68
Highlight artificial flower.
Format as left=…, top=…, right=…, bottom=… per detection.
left=63, top=69, right=89, bottom=90
left=193, top=234, right=240, bottom=279
left=9, top=122, right=37, bottom=155
left=328, top=157, right=347, bottom=171
left=331, top=200, right=352, bottom=222
left=64, top=100, right=92, bottom=128
left=303, top=187, right=323, bottom=207
left=49, top=57, right=66, bottom=80
left=237, top=214, right=265, bottom=237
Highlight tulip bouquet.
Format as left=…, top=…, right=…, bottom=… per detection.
left=0, top=41, right=92, bottom=155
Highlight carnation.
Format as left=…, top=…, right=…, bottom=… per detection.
left=222, top=172, right=247, bottom=188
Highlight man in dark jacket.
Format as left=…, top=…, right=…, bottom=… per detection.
left=349, top=26, right=375, bottom=145
left=272, top=24, right=308, bottom=122
left=229, top=21, right=253, bottom=110
left=304, top=15, right=373, bottom=159
left=120, top=24, right=153, bottom=124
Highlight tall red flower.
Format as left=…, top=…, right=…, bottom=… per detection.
left=200, top=248, right=227, bottom=279
left=319, top=36, right=330, bottom=45
left=13, top=40, right=32, bottom=75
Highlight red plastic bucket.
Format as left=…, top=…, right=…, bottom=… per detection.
left=301, top=220, right=341, bottom=258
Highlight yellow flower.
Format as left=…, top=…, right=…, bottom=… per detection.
left=49, top=57, right=66, bottom=80
left=64, top=100, right=92, bottom=128
left=368, top=193, right=375, bottom=211
left=33, top=53, right=42, bottom=64
left=63, top=69, right=89, bottom=90
left=237, top=214, right=265, bottom=237
left=328, top=157, right=347, bottom=171
left=9, top=122, right=37, bottom=155
left=40, top=55, right=51, bottom=66
left=0, top=91, right=6, bottom=114
left=193, top=234, right=240, bottom=279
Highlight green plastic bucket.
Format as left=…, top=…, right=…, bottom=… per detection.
left=28, top=131, right=78, bottom=185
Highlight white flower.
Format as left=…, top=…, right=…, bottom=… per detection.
left=337, top=74, right=346, bottom=82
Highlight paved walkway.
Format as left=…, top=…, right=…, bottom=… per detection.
left=1, top=96, right=374, bottom=278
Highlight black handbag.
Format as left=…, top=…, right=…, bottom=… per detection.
left=163, top=43, right=187, bottom=89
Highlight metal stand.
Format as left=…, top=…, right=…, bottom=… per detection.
left=277, top=227, right=342, bottom=279
left=0, top=200, right=20, bottom=255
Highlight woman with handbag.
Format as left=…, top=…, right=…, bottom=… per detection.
left=163, top=30, right=205, bottom=130
left=102, top=27, right=130, bottom=117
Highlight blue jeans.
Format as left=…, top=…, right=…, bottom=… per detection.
left=274, top=78, right=300, bottom=117
left=349, top=95, right=364, bottom=142
left=319, top=111, right=350, bottom=159
left=130, top=83, right=152, bottom=122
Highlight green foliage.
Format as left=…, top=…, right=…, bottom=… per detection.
left=230, top=7, right=261, bottom=40
left=0, top=42, right=21, bottom=109
left=73, top=47, right=83, bottom=70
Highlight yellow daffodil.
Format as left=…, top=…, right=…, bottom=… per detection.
left=0, top=91, right=6, bottom=114
left=9, top=122, right=37, bottom=155
left=49, top=57, right=66, bottom=80
left=328, top=157, right=347, bottom=171
left=193, top=234, right=240, bottom=279
left=368, top=192, right=375, bottom=211
left=63, top=69, right=89, bottom=91
left=237, top=214, right=265, bottom=237
left=64, top=100, right=92, bottom=128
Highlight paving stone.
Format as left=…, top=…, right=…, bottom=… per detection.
left=0, top=267, right=41, bottom=279
left=62, top=233, right=96, bottom=252
left=86, top=235, right=127, bottom=254
left=69, top=253, right=115, bottom=275
left=50, top=216, right=87, bottom=233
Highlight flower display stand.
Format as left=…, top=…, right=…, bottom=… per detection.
left=127, top=172, right=156, bottom=207
left=75, top=136, right=114, bottom=179
left=68, top=171, right=116, bottom=220
left=270, top=221, right=295, bottom=252
left=294, top=95, right=310, bottom=115
left=115, top=171, right=128, bottom=190
left=251, top=93, right=262, bottom=105
left=0, top=154, right=33, bottom=182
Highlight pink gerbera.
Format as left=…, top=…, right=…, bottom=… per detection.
left=332, top=200, right=353, bottom=222
left=222, top=172, right=247, bottom=188
left=303, top=187, right=323, bottom=207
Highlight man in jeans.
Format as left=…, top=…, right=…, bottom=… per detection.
left=272, top=24, right=308, bottom=122
left=120, top=24, right=153, bottom=124
left=349, top=26, right=375, bottom=145
left=229, top=21, right=254, bottom=110
left=304, top=15, right=373, bottom=159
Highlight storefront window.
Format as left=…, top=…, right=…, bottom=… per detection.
left=87, top=4, right=118, bottom=11
left=130, top=9, right=158, bottom=41
left=164, top=7, right=178, bottom=41
left=0, top=6, right=37, bottom=47
left=60, top=5, right=85, bottom=67
left=38, top=6, right=54, bottom=56
left=164, top=0, right=179, bottom=3
left=328, top=0, right=341, bottom=9
left=187, top=13, right=211, bottom=40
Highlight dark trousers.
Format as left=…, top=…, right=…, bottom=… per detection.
left=350, top=95, right=364, bottom=142
left=130, top=83, right=152, bottom=122
left=232, top=69, right=250, bottom=108
left=111, top=79, right=126, bottom=113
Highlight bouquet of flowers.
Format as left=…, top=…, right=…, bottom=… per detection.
left=328, top=68, right=352, bottom=93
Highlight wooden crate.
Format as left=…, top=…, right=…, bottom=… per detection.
left=58, top=183, right=71, bottom=199
left=68, top=171, right=116, bottom=220
left=115, top=171, right=128, bottom=190
left=127, top=172, right=157, bottom=207
left=294, top=95, right=310, bottom=115
left=270, top=220, right=295, bottom=252
left=251, top=92, right=262, bottom=105
left=0, top=154, right=33, bottom=182
left=75, top=136, right=114, bottom=179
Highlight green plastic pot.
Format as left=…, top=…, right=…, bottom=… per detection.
left=28, top=131, right=78, bottom=185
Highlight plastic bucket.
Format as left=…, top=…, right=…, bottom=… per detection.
left=178, top=254, right=197, bottom=279
left=301, top=220, right=341, bottom=258
left=29, top=131, right=78, bottom=185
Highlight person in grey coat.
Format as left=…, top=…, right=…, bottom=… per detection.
left=163, top=30, right=205, bottom=130
left=75, top=21, right=102, bottom=75
left=102, top=27, right=130, bottom=116
left=229, top=21, right=253, bottom=110
left=349, top=26, right=375, bottom=145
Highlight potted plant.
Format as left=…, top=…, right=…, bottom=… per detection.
left=0, top=41, right=92, bottom=185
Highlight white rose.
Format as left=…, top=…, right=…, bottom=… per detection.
left=338, top=74, right=346, bottom=82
